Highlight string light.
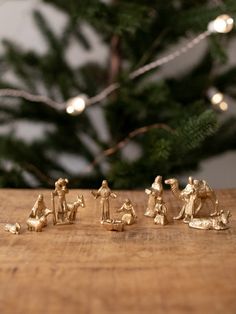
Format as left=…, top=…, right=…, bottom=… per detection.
left=66, top=94, right=88, bottom=115
left=218, top=101, right=228, bottom=111
left=207, top=87, right=229, bottom=111
left=0, top=14, right=234, bottom=115
left=208, top=14, right=234, bottom=33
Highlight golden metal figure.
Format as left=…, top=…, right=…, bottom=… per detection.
left=27, top=208, right=53, bottom=232
left=102, top=219, right=125, bottom=232
left=4, top=223, right=21, bottom=234
left=29, top=194, right=50, bottom=227
left=51, top=178, right=69, bottom=225
left=144, top=175, right=163, bottom=218
left=66, top=195, right=85, bottom=222
left=189, top=210, right=231, bottom=230
left=165, top=177, right=219, bottom=223
left=154, top=197, right=168, bottom=226
left=117, top=199, right=137, bottom=225
left=91, top=180, right=117, bottom=222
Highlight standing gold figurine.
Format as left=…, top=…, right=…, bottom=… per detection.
left=117, top=199, right=137, bottom=225
left=91, top=180, right=117, bottom=223
left=51, top=178, right=69, bottom=225
left=189, top=210, right=231, bottom=230
left=4, top=223, right=21, bottom=235
left=154, top=197, right=168, bottom=226
left=165, top=177, right=219, bottom=223
left=144, top=175, right=163, bottom=217
left=29, top=194, right=50, bottom=227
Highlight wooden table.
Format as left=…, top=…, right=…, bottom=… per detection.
left=0, top=189, right=236, bottom=314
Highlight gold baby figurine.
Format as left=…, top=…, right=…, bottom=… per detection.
left=144, top=175, right=163, bottom=218
left=117, top=199, right=137, bottom=225
left=154, top=197, right=168, bottom=226
left=91, top=180, right=117, bottom=223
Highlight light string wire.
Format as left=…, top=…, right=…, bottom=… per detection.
left=0, top=30, right=211, bottom=110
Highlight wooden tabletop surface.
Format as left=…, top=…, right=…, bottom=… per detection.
left=0, top=189, right=236, bottom=314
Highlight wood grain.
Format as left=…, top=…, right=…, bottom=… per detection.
left=0, top=189, right=236, bottom=314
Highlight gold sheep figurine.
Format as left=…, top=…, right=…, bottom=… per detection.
left=4, top=223, right=21, bottom=235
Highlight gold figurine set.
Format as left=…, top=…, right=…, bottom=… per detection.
left=4, top=176, right=231, bottom=235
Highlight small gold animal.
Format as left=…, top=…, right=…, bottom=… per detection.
left=27, top=208, right=53, bottom=232
left=189, top=210, right=231, bottom=230
left=4, top=223, right=21, bottom=234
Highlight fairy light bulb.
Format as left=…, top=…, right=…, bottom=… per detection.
left=66, top=94, right=88, bottom=115
left=219, top=101, right=228, bottom=111
left=207, top=87, right=224, bottom=105
left=208, top=14, right=234, bottom=33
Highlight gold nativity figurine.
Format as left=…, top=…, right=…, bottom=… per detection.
left=91, top=180, right=117, bottom=223
left=154, top=197, right=168, bottom=226
left=117, top=199, right=137, bottom=225
left=189, top=210, right=231, bottom=230
left=4, top=223, right=21, bottom=235
left=144, top=175, right=163, bottom=218
left=165, top=177, right=219, bottom=223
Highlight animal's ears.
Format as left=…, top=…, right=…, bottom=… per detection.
left=227, top=211, right=232, bottom=217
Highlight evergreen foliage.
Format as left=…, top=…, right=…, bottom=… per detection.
left=0, top=0, right=236, bottom=188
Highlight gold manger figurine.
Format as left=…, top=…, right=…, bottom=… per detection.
left=144, top=175, right=163, bottom=218
left=154, top=197, right=168, bottom=226
left=117, top=199, right=137, bottom=225
left=4, top=223, right=21, bottom=235
left=51, top=178, right=85, bottom=225
left=165, top=177, right=219, bottom=223
left=91, top=180, right=117, bottom=223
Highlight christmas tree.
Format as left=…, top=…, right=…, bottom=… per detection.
left=0, top=0, right=236, bottom=188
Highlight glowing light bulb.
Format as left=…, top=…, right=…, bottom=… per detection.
left=66, top=94, right=88, bottom=115
left=211, top=92, right=224, bottom=105
left=207, top=87, right=224, bottom=105
left=208, top=14, right=234, bottom=33
left=219, top=101, right=228, bottom=111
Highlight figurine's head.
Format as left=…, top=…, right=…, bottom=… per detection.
left=193, top=179, right=200, bottom=187
left=38, top=194, right=44, bottom=202
left=155, top=175, right=162, bottom=183
left=125, top=198, right=131, bottom=204
left=102, top=180, right=108, bottom=187
left=188, top=176, right=193, bottom=184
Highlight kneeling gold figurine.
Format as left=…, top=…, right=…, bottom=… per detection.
left=117, top=199, right=137, bottom=225
left=154, top=197, right=168, bottom=226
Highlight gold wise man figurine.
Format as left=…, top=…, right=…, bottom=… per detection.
left=154, top=197, right=168, bottom=226
left=51, top=178, right=69, bottom=225
left=144, top=175, right=163, bottom=218
left=29, top=194, right=50, bottom=227
left=117, top=199, right=137, bottom=225
left=165, top=176, right=219, bottom=223
left=91, top=180, right=117, bottom=223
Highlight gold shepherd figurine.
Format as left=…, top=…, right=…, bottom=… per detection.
left=91, top=180, right=117, bottom=223
left=51, top=178, right=69, bottom=225
left=154, top=197, right=168, bottom=226
left=144, top=175, right=163, bottom=218
left=117, top=199, right=137, bottom=225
